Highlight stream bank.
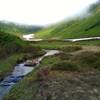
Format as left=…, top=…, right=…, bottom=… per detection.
left=3, top=46, right=100, bottom=100
left=0, top=50, right=60, bottom=100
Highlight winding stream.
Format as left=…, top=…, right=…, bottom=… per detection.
left=0, top=50, right=60, bottom=100
left=22, top=34, right=100, bottom=42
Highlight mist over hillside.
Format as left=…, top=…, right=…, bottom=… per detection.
left=35, top=2, right=100, bottom=39
left=89, top=1, right=100, bottom=12
left=0, top=21, right=42, bottom=36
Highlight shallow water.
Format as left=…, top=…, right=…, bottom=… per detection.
left=0, top=64, right=34, bottom=100
left=22, top=33, right=100, bottom=42
left=12, top=63, right=34, bottom=76
left=0, top=50, right=60, bottom=100
left=64, top=37, right=100, bottom=42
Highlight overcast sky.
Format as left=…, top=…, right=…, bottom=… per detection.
left=0, top=0, right=98, bottom=26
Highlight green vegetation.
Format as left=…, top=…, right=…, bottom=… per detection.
left=0, top=53, right=25, bottom=81
left=0, top=30, right=31, bottom=58
left=30, top=40, right=100, bottom=51
left=0, top=31, right=22, bottom=80
left=2, top=2, right=100, bottom=100
left=4, top=44, right=100, bottom=100
left=0, top=21, right=42, bottom=36
left=35, top=4, right=100, bottom=39
left=0, top=31, right=24, bottom=58
left=52, top=61, right=79, bottom=71
left=0, top=50, right=44, bottom=81
left=39, top=50, right=100, bottom=71
left=0, top=31, right=44, bottom=80
left=30, top=41, right=82, bottom=51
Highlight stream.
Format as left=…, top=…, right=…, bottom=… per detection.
left=0, top=50, right=60, bottom=100
left=22, top=34, right=100, bottom=42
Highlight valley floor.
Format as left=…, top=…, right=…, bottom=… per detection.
left=3, top=40, right=100, bottom=100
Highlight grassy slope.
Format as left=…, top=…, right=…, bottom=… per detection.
left=0, top=21, right=42, bottom=37
left=0, top=32, right=44, bottom=80
left=0, top=32, right=23, bottom=80
left=0, top=32, right=25, bottom=57
left=35, top=4, right=100, bottom=39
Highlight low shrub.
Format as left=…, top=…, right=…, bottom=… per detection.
left=61, top=45, right=82, bottom=52
left=73, top=51, right=100, bottom=70
left=51, top=61, right=79, bottom=71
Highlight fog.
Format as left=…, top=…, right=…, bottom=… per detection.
left=0, top=0, right=98, bottom=26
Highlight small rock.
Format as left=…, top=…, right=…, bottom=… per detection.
left=93, top=89, right=98, bottom=93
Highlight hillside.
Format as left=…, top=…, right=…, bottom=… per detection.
left=0, top=21, right=42, bottom=36
left=35, top=3, right=100, bottom=39
left=0, top=31, right=44, bottom=81
left=0, top=31, right=25, bottom=57
left=1, top=2, right=100, bottom=100
left=0, top=31, right=24, bottom=80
